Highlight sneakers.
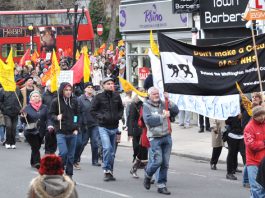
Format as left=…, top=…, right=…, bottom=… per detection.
left=130, top=168, right=139, bottom=179
left=5, top=144, right=11, bottom=149
left=11, top=145, right=16, bottom=149
left=157, top=187, right=171, bottom=195
left=226, top=173, right=237, bottom=180
left=73, top=163, right=81, bottom=170
left=210, top=164, right=217, bottom=170
left=143, top=176, right=151, bottom=190
left=104, top=171, right=116, bottom=181
left=92, top=162, right=101, bottom=167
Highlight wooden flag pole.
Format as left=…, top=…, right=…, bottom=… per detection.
left=57, top=90, right=61, bottom=130
left=14, top=91, right=29, bottom=127
left=164, top=97, right=172, bottom=134
left=250, top=20, right=264, bottom=93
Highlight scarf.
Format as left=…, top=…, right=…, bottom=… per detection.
left=30, top=100, right=42, bottom=111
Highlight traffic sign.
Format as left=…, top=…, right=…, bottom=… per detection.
left=97, top=24, right=103, bottom=36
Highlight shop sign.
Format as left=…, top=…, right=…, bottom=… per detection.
left=2, top=28, right=24, bottom=37
left=119, top=0, right=191, bottom=32
left=200, top=0, right=248, bottom=29
left=172, top=0, right=200, bottom=13
left=139, top=67, right=150, bottom=80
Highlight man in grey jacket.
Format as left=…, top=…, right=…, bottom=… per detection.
left=143, top=87, right=179, bottom=195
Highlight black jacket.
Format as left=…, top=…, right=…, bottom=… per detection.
left=90, top=90, right=124, bottom=129
left=42, top=90, right=57, bottom=110
left=127, top=101, right=143, bottom=137
left=0, top=87, right=23, bottom=117
left=21, top=104, right=48, bottom=136
left=49, top=82, right=80, bottom=135
left=225, top=116, right=243, bottom=135
left=78, top=94, right=97, bottom=128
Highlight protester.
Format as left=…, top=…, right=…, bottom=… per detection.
left=244, top=105, right=265, bottom=197
left=198, top=115, right=211, bottom=133
left=210, top=120, right=225, bottom=170
left=21, top=90, right=48, bottom=169
left=0, top=86, right=23, bottom=149
left=127, top=93, right=148, bottom=178
left=143, top=87, right=179, bottom=195
left=21, top=76, right=39, bottom=108
left=91, top=77, right=124, bottom=181
left=28, top=154, right=78, bottom=198
left=42, top=80, right=57, bottom=154
left=178, top=110, right=191, bottom=128
left=91, top=64, right=103, bottom=91
left=49, top=82, right=80, bottom=179
left=74, top=82, right=101, bottom=168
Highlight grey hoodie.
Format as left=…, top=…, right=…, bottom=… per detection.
left=28, top=175, right=78, bottom=198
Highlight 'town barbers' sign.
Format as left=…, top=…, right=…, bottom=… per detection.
left=200, top=0, right=248, bottom=29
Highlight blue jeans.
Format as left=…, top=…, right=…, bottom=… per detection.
left=74, top=132, right=82, bottom=163
left=247, top=165, right=265, bottom=198
left=98, top=127, right=117, bottom=172
left=56, top=133, right=77, bottom=176
left=0, top=126, right=5, bottom=142
left=146, top=135, right=172, bottom=188
left=75, top=126, right=100, bottom=164
left=243, top=165, right=249, bottom=185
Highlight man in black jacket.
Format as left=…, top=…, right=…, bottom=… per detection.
left=0, top=87, right=23, bottom=149
left=74, top=82, right=101, bottom=169
left=91, top=77, right=124, bottom=181
left=49, top=82, right=80, bottom=178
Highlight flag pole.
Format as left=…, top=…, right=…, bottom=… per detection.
left=57, top=90, right=61, bottom=130
left=250, top=21, right=263, bottom=93
left=14, top=91, right=29, bottom=127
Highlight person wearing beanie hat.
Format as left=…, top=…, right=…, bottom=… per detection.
left=28, top=154, right=78, bottom=198
left=49, top=82, right=80, bottom=178
left=21, top=90, right=49, bottom=169
left=244, top=105, right=265, bottom=197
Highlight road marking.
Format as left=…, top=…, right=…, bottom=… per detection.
left=188, top=173, right=207, bottom=178
left=77, top=182, right=133, bottom=198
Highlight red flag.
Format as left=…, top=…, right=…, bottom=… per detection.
left=19, top=49, right=31, bottom=67
left=70, top=54, right=85, bottom=84
left=112, top=47, right=119, bottom=65
left=41, top=67, right=52, bottom=86
left=31, top=50, right=39, bottom=64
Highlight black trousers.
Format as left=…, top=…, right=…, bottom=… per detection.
left=25, top=133, right=43, bottom=166
left=227, top=137, right=246, bottom=174
left=199, top=115, right=210, bottom=129
left=44, top=131, right=57, bottom=154
left=210, top=146, right=222, bottom=165
left=4, top=115, right=18, bottom=145
left=132, top=135, right=148, bottom=161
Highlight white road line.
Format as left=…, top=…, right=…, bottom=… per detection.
left=77, top=182, right=133, bottom=198
left=188, top=173, right=207, bottom=178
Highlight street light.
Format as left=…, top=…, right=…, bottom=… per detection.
left=28, top=24, right=33, bottom=55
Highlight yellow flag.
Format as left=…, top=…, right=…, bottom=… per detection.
left=118, top=40, right=124, bottom=47
left=108, top=44, right=113, bottom=51
left=118, top=77, right=148, bottom=98
left=84, top=51, right=90, bottom=83
left=81, top=46, right=88, bottom=54
left=76, top=49, right=80, bottom=60
left=93, top=48, right=99, bottom=57
left=50, top=50, right=61, bottom=93
left=236, top=82, right=252, bottom=116
left=150, top=30, right=160, bottom=56
left=6, top=48, right=15, bottom=69
left=0, top=52, right=16, bottom=91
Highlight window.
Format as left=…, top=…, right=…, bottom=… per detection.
left=0, top=15, right=23, bottom=27
left=25, top=43, right=38, bottom=52
left=2, top=43, right=24, bottom=57
left=23, top=14, right=47, bottom=26
left=47, top=13, right=68, bottom=25
left=77, top=40, right=92, bottom=52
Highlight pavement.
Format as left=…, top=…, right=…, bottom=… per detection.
left=119, top=122, right=244, bottom=166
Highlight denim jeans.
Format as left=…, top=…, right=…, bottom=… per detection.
left=0, top=126, right=5, bottom=142
left=75, top=126, right=100, bottom=164
left=247, top=165, right=265, bottom=198
left=146, top=134, right=172, bottom=188
left=74, top=132, right=82, bottom=163
left=56, top=133, right=77, bottom=176
left=243, top=166, right=249, bottom=185
left=98, top=127, right=117, bottom=172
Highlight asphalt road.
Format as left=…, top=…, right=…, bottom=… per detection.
left=0, top=142, right=249, bottom=198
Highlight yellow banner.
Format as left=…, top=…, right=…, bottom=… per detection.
left=118, top=77, right=148, bottom=98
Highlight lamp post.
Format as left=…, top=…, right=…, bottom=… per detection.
left=28, top=24, right=33, bottom=55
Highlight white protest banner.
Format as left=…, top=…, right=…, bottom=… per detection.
left=58, top=70, right=73, bottom=86
left=148, top=49, right=240, bottom=120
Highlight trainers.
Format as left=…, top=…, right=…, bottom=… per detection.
left=5, top=144, right=11, bottom=149
left=73, top=163, right=81, bottom=170
left=92, top=162, right=101, bottom=167
left=104, top=173, right=116, bottom=181
left=11, top=145, right=16, bottom=149
left=130, top=168, right=139, bottom=179
left=226, top=173, right=237, bottom=180
left=210, top=164, right=217, bottom=170
left=143, top=176, right=151, bottom=190
left=157, top=187, right=171, bottom=195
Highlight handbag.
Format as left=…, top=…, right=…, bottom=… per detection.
left=24, top=122, right=39, bottom=135
left=137, top=106, right=145, bottom=128
left=140, top=127, right=150, bottom=148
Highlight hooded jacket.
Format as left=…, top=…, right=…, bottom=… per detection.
left=28, top=175, right=78, bottom=198
left=49, top=82, right=80, bottom=134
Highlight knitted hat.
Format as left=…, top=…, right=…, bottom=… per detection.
left=252, top=105, right=265, bottom=118
left=39, top=154, right=64, bottom=175
left=29, top=90, right=41, bottom=99
left=84, top=82, right=94, bottom=89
